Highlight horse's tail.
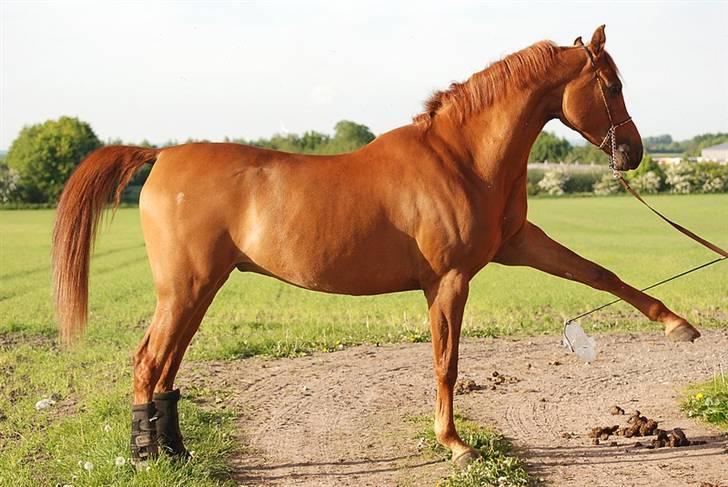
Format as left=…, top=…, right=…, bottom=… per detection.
left=52, top=146, right=159, bottom=344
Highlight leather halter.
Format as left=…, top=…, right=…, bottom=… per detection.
left=579, top=42, right=633, bottom=166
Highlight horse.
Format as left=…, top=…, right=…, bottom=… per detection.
left=52, top=25, right=701, bottom=467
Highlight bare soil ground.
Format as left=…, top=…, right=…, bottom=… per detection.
left=183, top=330, right=728, bottom=486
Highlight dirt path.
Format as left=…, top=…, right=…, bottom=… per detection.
left=183, top=330, right=728, bottom=486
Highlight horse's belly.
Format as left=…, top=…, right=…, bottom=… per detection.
left=236, top=221, right=423, bottom=295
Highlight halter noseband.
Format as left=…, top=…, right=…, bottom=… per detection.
left=579, top=43, right=633, bottom=171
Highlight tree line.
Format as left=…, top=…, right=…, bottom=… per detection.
left=529, top=131, right=728, bottom=164
left=642, top=133, right=728, bottom=155
left=0, top=115, right=725, bottom=204
left=0, top=118, right=374, bottom=204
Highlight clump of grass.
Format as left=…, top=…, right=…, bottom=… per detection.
left=411, top=414, right=531, bottom=487
left=683, top=370, right=728, bottom=430
left=0, top=339, right=238, bottom=487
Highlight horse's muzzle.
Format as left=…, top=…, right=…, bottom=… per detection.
left=614, top=144, right=642, bottom=171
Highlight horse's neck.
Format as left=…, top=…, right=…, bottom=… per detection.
left=436, top=54, right=578, bottom=180
left=470, top=90, right=560, bottom=178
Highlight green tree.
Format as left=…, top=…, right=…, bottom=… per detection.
left=330, top=120, right=375, bottom=153
left=564, top=144, right=610, bottom=165
left=231, top=120, right=375, bottom=155
left=528, top=131, right=572, bottom=163
left=6, top=116, right=102, bottom=202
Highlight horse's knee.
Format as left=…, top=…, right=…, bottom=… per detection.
left=434, top=364, right=458, bottom=388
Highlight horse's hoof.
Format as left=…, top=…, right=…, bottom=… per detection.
left=452, top=448, right=481, bottom=468
left=667, top=323, right=701, bottom=342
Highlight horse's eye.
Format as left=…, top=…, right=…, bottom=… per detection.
left=609, top=83, right=622, bottom=96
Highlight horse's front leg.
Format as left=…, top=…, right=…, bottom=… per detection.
left=424, top=271, right=480, bottom=467
left=493, top=221, right=700, bottom=341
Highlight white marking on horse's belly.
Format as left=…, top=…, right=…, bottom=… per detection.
left=176, top=192, right=185, bottom=205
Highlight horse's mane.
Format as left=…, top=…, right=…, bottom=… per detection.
left=413, top=40, right=561, bottom=127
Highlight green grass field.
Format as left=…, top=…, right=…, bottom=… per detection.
left=1, top=194, right=726, bottom=486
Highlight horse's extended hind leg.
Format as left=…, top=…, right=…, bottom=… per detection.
left=494, top=221, right=700, bottom=341
left=425, top=271, right=480, bottom=467
left=131, top=235, right=236, bottom=463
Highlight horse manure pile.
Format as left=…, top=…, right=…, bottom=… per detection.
left=487, top=371, right=520, bottom=389
left=587, top=408, right=707, bottom=449
left=454, top=378, right=482, bottom=395
left=454, top=371, right=519, bottom=395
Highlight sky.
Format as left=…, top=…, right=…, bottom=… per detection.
left=1, top=1, right=727, bottom=149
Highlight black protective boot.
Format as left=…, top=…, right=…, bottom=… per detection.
left=130, top=402, right=159, bottom=465
left=152, top=388, right=190, bottom=459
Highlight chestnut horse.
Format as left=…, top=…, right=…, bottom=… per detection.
left=53, top=25, right=700, bottom=466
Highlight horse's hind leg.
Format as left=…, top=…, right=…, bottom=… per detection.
left=425, top=271, right=480, bottom=467
left=493, top=221, right=700, bottom=341
left=147, top=271, right=231, bottom=458
left=131, top=236, right=236, bottom=463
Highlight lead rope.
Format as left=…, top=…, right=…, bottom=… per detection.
left=564, top=45, right=727, bottom=351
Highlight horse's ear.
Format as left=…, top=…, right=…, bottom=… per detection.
left=573, top=36, right=583, bottom=46
left=589, top=25, right=606, bottom=57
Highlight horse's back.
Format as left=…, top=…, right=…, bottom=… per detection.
left=139, top=140, right=433, bottom=294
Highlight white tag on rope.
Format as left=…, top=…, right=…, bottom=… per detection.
left=562, top=320, right=598, bottom=363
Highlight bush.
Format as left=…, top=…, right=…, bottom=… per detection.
left=593, top=173, right=623, bottom=195
left=702, top=176, right=727, bottom=193
left=664, top=162, right=696, bottom=194
left=563, top=170, right=608, bottom=193
left=630, top=170, right=661, bottom=194
left=663, top=161, right=728, bottom=194
left=0, top=162, right=22, bottom=203
left=628, top=155, right=666, bottom=190
left=537, top=170, right=569, bottom=195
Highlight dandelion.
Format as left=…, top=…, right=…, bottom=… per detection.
left=115, top=456, right=126, bottom=467
left=83, top=461, right=94, bottom=472
left=695, top=393, right=704, bottom=400
left=103, top=424, right=112, bottom=433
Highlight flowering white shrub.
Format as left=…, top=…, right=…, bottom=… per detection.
left=592, top=173, right=622, bottom=195
left=0, top=165, right=20, bottom=203
left=537, top=170, right=569, bottom=196
left=702, top=176, right=727, bottom=193
left=631, top=170, right=661, bottom=194
left=664, top=162, right=696, bottom=194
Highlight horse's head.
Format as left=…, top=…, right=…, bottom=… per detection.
left=560, top=25, right=643, bottom=171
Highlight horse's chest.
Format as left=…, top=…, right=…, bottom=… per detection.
left=422, top=182, right=528, bottom=274
left=416, top=205, right=502, bottom=275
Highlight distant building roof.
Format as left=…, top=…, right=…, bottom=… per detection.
left=702, top=142, right=728, bottom=151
